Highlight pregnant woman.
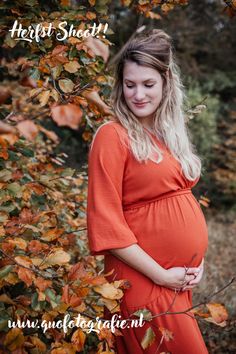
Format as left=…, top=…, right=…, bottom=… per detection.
left=87, top=28, right=209, bottom=353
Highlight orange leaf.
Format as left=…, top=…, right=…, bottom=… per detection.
left=16, top=120, right=39, bottom=141
left=84, top=37, right=109, bottom=62
left=0, top=150, right=9, bottom=160
left=4, top=328, right=24, bottom=351
left=29, top=336, right=47, bottom=352
left=69, top=294, right=82, bottom=308
left=26, top=182, right=45, bottom=195
left=51, top=104, right=83, bottom=130
left=34, top=277, right=52, bottom=291
left=41, top=228, right=64, bottom=242
left=28, top=240, right=49, bottom=254
left=81, top=89, right=112, bottom=115
left=17, top=267, right=35, bottom=287
left=71, top=329, right=86, bottom=351
left=206, top=303, right=228, bottom=324
left=8, top=237, right=27, bottom=250
left=52, top=45, right=68, bottom=56
left=68, top=262, right=87, bottom=281
left=61, top=284, right=70, bottom=304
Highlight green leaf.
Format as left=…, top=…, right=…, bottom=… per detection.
left=7, top=183, right=22, bottom=198
left=18, top=147, right=34, bottom=157
left=0, top=265, right=13, bottom=279
left=133, top=308, right=153, bottom=321
left=29, top=68, right=40, bottom=81
left=141, top=327, right=156, bottom=350
left=61, top=168, right=75, bottom=177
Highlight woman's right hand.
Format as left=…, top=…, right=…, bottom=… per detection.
left=156, top=266, right=200, bottom=291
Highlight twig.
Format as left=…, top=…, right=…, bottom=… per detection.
left=0, top=248, right=59, bottom=280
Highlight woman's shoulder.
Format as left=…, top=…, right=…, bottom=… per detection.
left=95, top=120, right=126, bottom=136
left=92, top=120, right=128, bottom=144
left=90, top=120, right=129, bottom=153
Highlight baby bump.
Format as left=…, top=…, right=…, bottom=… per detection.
left=124, top=193, right=208, bottom=269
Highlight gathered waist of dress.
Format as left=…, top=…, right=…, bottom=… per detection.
left=123, top=187, right=192, bottom=211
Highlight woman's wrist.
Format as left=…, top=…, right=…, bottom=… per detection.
left=152, top=267, right=168, bottom=286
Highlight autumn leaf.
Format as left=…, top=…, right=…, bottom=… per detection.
left=38, top=90, right=51, bottom=106
left=206, top=303, right=228, bottom=324
left=41, top=228, right=64, bottom=242
left=133, top=308, right=153, bottom=321
left=159, top=327, right=174, bottom=341
left=45, top=248, right=71, bottom=266
left=68, top=262, right=87, bottom=281
left=15, top=255, right=33, bottom=268
left=94, top=283, right=124, bottom=300
left=81, top=89, right=112, bottom=115
left=17, top=267, right=35, bottom=287
left=4, top=328, right=24, bottom=351
left=16, top=120, right=39, bottom=141
left=64, top=61, right=81, bottom=73
left=34, top=277, right=52, bottom=291
left=8, top=237, right=27, bottom=250
left=141, top=327, right=156, bottom=350
left=71, top=329, right=86, bottom=351
left=58, top=79, right=75, bottom=93
left=84, top=37, right=109, bottom=62
left=51, top=103, right=83, bottom=130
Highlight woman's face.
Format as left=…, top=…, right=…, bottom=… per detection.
left=122, top=61, right=163, bottom=125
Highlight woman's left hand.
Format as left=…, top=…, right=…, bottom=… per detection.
left=181, top=258, right=204, bottom=291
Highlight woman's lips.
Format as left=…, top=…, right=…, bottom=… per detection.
left=133, top=102, right=149, bottom=108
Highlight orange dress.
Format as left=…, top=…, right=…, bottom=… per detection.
left=87, top=121, right=209, bottom=354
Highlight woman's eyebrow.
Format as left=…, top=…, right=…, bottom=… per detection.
left=124, top=79, right=156, bottom=83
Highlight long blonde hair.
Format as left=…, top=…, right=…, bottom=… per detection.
left=109, top=28, right=202, bottom=181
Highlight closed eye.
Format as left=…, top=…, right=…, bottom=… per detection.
left=126, top=84, right=154, bottom=88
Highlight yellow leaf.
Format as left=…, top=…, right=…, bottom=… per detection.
left=64, top=61, right=80, bottom=73
left=39, top=90, right=51, bottom=107
left=15, top=255, right=32, bottom=267
left=45, top=248, right=71, bottom=266
left=94, top=283, right=124, bottom=300
left=58, top=79, right=75, bottom=93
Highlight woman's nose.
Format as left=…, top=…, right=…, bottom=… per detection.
left=134, top=87, right=146, bottom=101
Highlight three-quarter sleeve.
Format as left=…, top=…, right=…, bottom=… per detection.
left=86, top=123, right=138, bottom=256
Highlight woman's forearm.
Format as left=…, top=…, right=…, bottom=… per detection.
left=109, top=244, right=167, bottom=285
